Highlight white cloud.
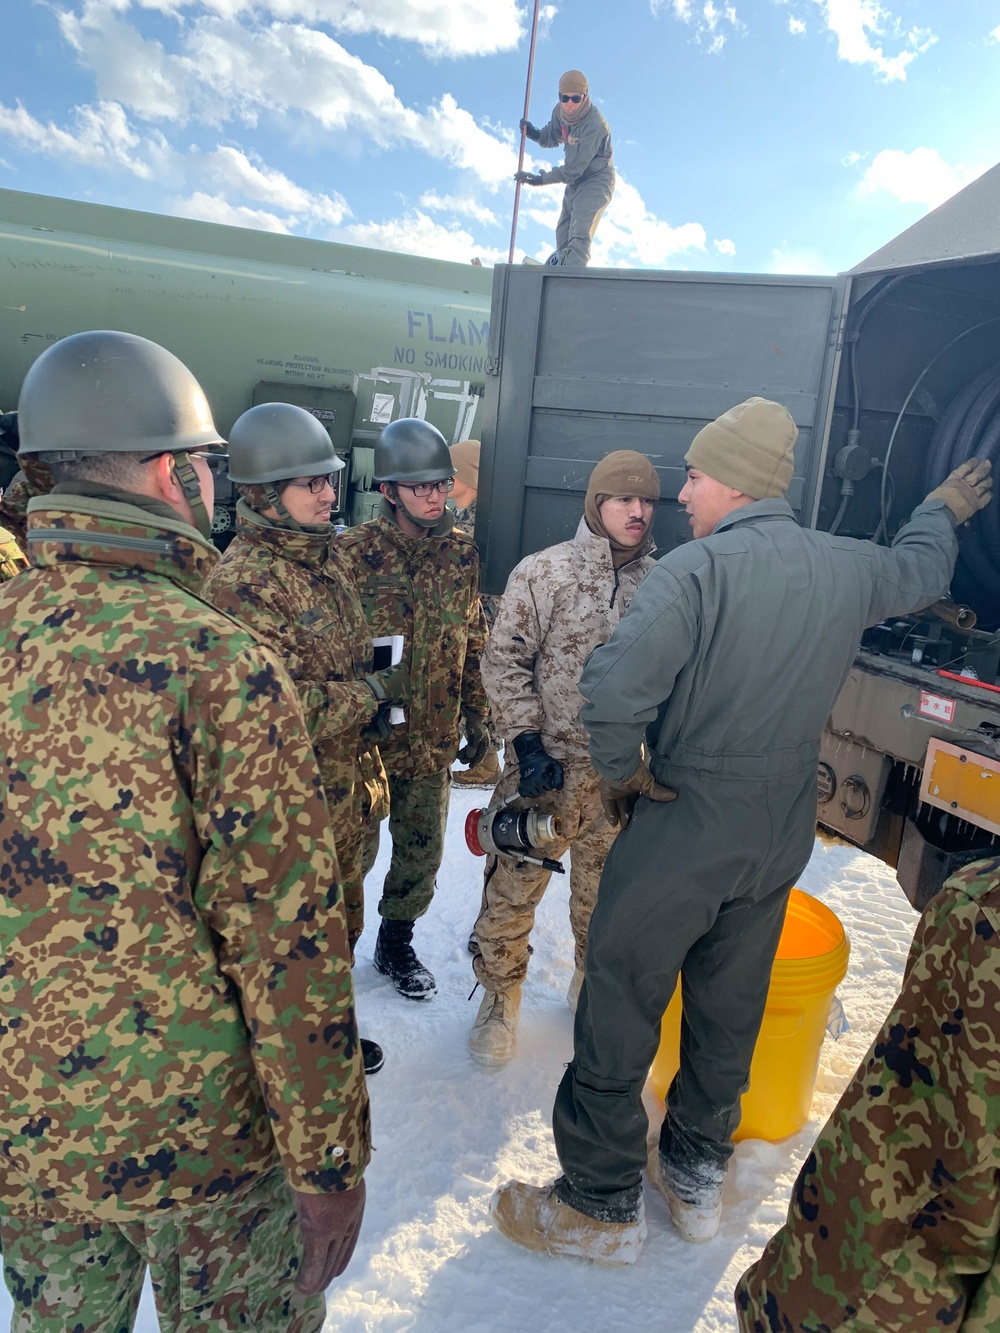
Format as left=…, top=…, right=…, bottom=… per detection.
left=989, top=22, right=1000, bottom=42
left=788, top=16, right=806, bottom=33
left=419, top=191, right=498, bottom=225
left=859, top=147, right=985, bottom=210
left=652, top=0, right=743, bottom=53
left=338, top=209, right=505, bottom=264
left=808, top=0, right=936, bottom=81
left=590, top=177, right=708, bottom=267
left=765, top=247, right=836, bottom=275
left=171, top=191, right=293, bottom=230
left=201, top=146, right=350, bottom=224
left=0, top=99, right=164, bottom=177
left=713, top=237, right=736, bottom=255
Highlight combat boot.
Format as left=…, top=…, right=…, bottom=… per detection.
left=468, top=986, right=521, bottom=1065
left=491, top=1180, right=646, bottom=1265
left=452, top=747, right=501, bottom=789
left=647, top=1138, right=724, bottom=1244
left=373, top=918, right=437, bottom=1000
left=361, top=1037, right=384, bottom=1076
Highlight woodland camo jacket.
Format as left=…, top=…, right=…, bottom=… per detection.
left=0, top=495, right=369, bottom=1221
left=337, top=500, right=489, bottom=780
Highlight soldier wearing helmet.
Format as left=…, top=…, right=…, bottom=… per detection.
left=338, top=417, right=491, bottom=1000
left=0, top=332, right=369, bottom=1329
left=0, top=410, right=27, bottom=580
left=204, top=401, right=406, bottom=1075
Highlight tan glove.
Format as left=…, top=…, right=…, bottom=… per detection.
left=599, top=760, right=678, bottom=830
left=925, top=458, right=993, bottom=525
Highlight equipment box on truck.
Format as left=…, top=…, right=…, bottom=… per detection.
left=478, top=163, right=1000, bottom=907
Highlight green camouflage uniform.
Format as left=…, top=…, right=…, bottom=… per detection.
left=736, top=855, right=1000, bottom=1333
left=203, top=499, right=389, bottom=953
left=0, top=494, right=369, bottom=1328
left=339, top=499, right=489, bottom=920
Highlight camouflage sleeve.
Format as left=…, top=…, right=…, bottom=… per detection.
left=461, top=570, right=491, bottom=720
left=190, top=641, right=370, bottom=1193
left=481, top=557, right=548, bottom=738
left=735, top=861, right=1000, bottom=1332
left=0, top=457, right=53, bottom=552
left=209, top=577, right=378, bottom=745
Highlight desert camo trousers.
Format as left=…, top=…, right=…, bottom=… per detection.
left=472, top=760, right=618, bottom=993
left=361, top=767, right=451, bottom=921
left=0, top=1166, right=324, bottom=1333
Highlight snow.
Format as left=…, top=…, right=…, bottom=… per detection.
left=0, top=788, right=918, bottom=1333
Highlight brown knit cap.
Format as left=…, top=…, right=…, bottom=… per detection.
left=450, top=439, right=480, bottom=491
left=559, top=70, right=588, bottom=96
left=684, top=398, right=798, bottom=499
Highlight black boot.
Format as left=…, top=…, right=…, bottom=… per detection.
left=373, top=918, right=437, bottom=1000
left=361, top=1037, right=385, bottom=1076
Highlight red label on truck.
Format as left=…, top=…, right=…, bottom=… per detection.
left=918, top=691, right=956, bottom=723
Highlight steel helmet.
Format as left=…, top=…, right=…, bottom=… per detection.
left=17, top=330, right=225, bottom=458
left=227, top=403, right=345, bottom=484
left=373, top=418, right=455, bottom=484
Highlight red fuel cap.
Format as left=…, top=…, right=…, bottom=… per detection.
left=465, top=808, right=486, bottom=856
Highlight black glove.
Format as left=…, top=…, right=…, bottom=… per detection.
left=362, top=704, right=392, bottom=744
left=457, top=710, right=490, bottom=767
left=519, top=119, right=541, bottom=143
left=512, top=731, right=564, bottom=800
left=363, top=659, right=410, bottom=706
left=514, top=171, right=544, bottom=186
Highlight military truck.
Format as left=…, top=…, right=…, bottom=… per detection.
left=0, top=188, right=492, bottom=536
left=477, top=164, right=1000, bottom=907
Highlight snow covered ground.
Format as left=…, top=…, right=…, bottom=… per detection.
left=0, top=785, right=919, bottom=1333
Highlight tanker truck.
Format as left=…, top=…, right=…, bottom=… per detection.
left=0, top=188, right=492, bottom=537
left=477, top=162, right=1000, bottom=908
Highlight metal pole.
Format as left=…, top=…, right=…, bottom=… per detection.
left=507, top=0, right=543, bottom=266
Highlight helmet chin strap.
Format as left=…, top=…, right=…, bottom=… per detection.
left=173, top=451, right=213, bottom=540
left=387, top=482, right=440, bottom=530
left=262, top=480, right=304, bottom=531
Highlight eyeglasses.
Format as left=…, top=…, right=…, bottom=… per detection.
left=396, top=477, right=455, bottom=498
left=560, top=94, right=583, bottom=104
left=286, top=474, right=339, bottom=495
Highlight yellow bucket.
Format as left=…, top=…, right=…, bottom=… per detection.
left=648, top=888, right=850, bottom=1142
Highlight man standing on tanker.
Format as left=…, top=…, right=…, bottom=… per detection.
left=517, top=70, right=614, bottom=268
left=491, top=396, right=993, bottom=1265
left=0, top=331, right=369, bottom=1330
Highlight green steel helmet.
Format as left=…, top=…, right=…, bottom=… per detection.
left=373, top=418, right=455, bottom=484
left=17, top=330, right=225, bottom=458
left=227, top=403, right=346, bottom=484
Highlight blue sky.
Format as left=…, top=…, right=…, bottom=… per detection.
left=2, top=0, right=999, bottom=274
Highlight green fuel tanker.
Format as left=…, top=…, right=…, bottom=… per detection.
left=0, top=187, right=493, bottom=533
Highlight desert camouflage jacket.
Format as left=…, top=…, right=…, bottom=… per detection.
left=482, top=516, right=654, bottom=763
left=203, top=501, right=388, bottom=827
left=337, top=499, right=490, bottom=779
left=0, top=520, right=25, bottom=580
left=0, top=455, right=53, bottom=551
left=0, top=495, right=369, bottom=1221
left=736, top=856, right=1000, bottom=1333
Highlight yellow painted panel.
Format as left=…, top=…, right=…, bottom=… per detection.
left=920, top=739, right=1000, bottom=837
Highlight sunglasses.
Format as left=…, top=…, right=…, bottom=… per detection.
left=560, top=94, right=583, bottom=104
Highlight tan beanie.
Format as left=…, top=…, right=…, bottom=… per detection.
left=684, top=398, right=798, bottom=499
left=585, top=449, right=660, bottom=562
left=450, top=438, right=480, bottom=491
left=559, top=69, right=588, bottom=96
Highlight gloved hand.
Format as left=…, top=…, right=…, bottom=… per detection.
left=293, top=1181, right=366, bottom=1294
left=362, top=705, right=392, bottom=744
left=519, top=119, right=541, bottom=142
left=514, top=170, right=544, bottom=186
left=512, top=731, right=564, bottom=799
left=599, top=760, right=677, bottom=830
left=925, top=457, right=993, bottom=525
left=363, top=659, right=410, bottom=706
left=457, top=710, right=490, bottom=767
